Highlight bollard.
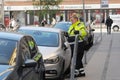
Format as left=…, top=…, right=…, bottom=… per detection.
left=70, top=34, right=79, bottom=80
left=84, top=51, right=87, bottom=64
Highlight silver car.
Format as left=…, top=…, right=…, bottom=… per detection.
left=17, top=26, right=72, bottom=80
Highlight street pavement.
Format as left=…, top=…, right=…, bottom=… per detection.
left=75, top=28, right=120, bottom=80
left=65, top=27, right=120, bottom=80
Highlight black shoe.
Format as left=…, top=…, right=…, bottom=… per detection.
left=75, top=72, right=86, bottom=77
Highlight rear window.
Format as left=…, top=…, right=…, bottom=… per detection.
left=54, top=22, right=71, bottom=31
left=18, top=29, right=59, bottom=47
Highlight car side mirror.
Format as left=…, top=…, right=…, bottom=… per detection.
left=63, top=42, right=69, bottom=50
left=22, top=59, right=37, bottom=68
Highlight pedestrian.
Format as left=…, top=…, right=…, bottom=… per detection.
left=51, top=17, right=56, bottom=27
left=41, top=19, right=47, bottom=27
left=68, top=13, right=88, bottom=77
left=9, top=18, right=18, bottom=31
left=105, top=16, right=113, bottom=34
left=41, top=20, right=45, bottom=27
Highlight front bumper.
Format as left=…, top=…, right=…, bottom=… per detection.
left=44, top=58, right=64, bottom=79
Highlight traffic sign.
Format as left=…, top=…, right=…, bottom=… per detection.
left=101, top=0, right=109, bottom=8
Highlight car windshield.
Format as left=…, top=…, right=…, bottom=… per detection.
left=0, top=38, right=17, bottom=65
left=54, top=22, right=72, bottom=32
left=18, top=29, right=59, bottom=47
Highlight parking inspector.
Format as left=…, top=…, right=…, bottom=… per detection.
left=68, top=13, right=88, bottom=77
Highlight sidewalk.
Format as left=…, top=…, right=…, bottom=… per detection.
left=78, top=32, right=120, bottom=80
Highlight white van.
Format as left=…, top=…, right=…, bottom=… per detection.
left=109, top=14, right=120, bottom=31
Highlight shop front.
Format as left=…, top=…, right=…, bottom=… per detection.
left=4, top=4, right=120, bottom=27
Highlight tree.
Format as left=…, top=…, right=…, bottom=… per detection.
left=32, top=0, right=63, bottom=22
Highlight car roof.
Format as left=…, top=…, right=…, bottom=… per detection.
left=19, top=26, right=64, bottom=33
left=57, top=21, right=71, bottom=23
left=0, top=31, right=27, bottom=41
left=54, top=21, right=72, bottom=31
left=54, top=21, right=71, bottom=25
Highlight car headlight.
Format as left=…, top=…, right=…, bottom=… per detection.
left=44, top=56, right=59, bottom=64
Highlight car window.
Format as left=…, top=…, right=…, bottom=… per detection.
left=0, top=38, right=17, bottom=65
left=54, top=22, right=72, bottom=31
left=18, top=30, right=59, bottom=47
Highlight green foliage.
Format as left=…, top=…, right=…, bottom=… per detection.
left=32, top=0, right=63, bottom=22
left=32, top=0, right=63, bottom=10
left=27, top=10, right=34, bottom=15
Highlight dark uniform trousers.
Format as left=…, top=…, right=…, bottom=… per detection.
left=76, top=41, right=84, bottom=69
left=70, top=41, right=84, bottom=69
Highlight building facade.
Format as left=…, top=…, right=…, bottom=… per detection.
left=3, top=0, right=120, bottom=27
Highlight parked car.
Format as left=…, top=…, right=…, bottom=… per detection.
left=17, top=26, right=72, bottom=80
left=109, top=14, right=120, bottom=31
left=0, top=31, right=45, bottom=80
left=54, top=21, right=95, bottom=50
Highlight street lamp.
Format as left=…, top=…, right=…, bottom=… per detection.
left=81, top=0, right=88, bottom=65
left=82, top=0, right=86, bottom=24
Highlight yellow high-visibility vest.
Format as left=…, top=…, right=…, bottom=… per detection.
left=68, top=20, right=88, bottom=40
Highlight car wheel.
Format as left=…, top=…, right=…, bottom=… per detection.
left=84, top=43, right=90, bottom=51
left=39, top=65, right=45, bottom=80
left=57, top=61, right=65, bottom=80
left=90, top=41, right=93, bottom=47
left=113, top=25, right=119, bottom=31
left=65, top=64, right=71, bottom=75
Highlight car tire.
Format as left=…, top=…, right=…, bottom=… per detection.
left=90, top=40, right=93, bottom=47
left=84, top=44, right=90, bottom=51
left=65, top=64, right=71, bottom=75
left=113, top=25, right=119, bottom=32
left=89, top=35, right=94, bottom=47
left=57, top=61, right=65, bottom=80
left=39, top=64, right=45, bottom=80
